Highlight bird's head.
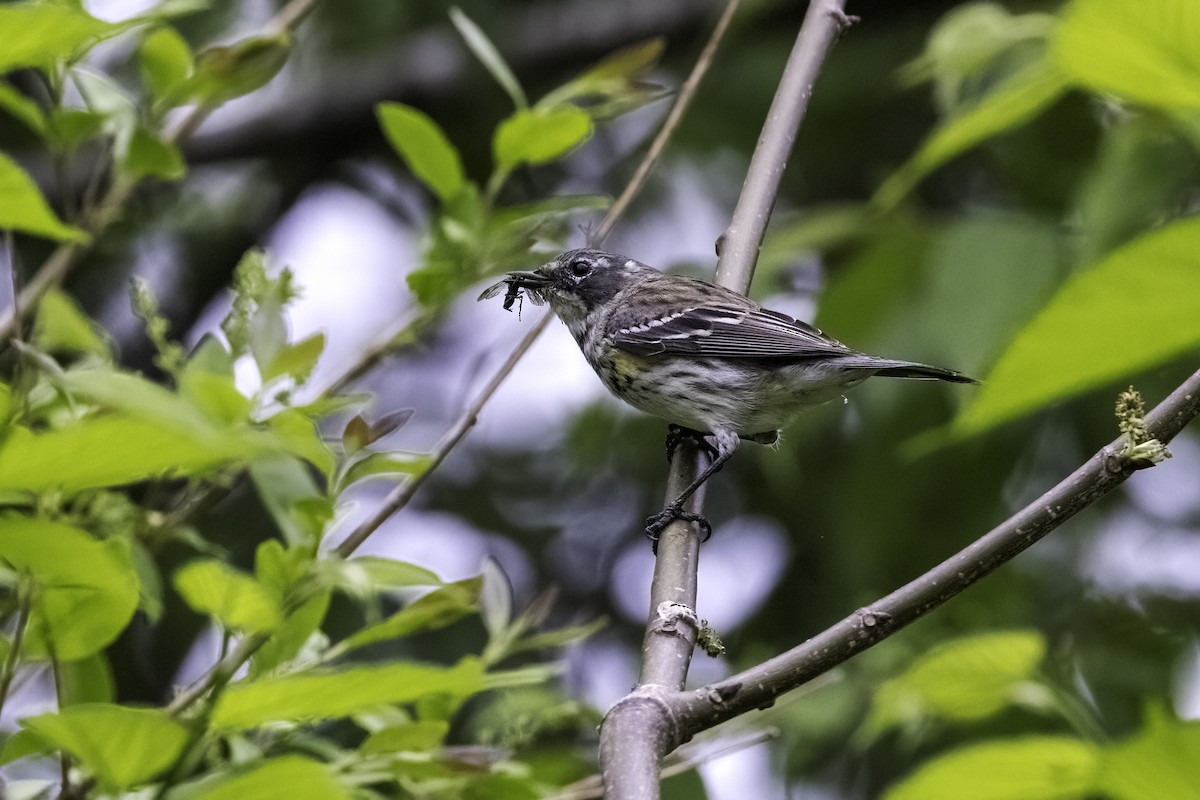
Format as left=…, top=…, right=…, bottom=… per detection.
left=479, top=249, right=653, bottom=320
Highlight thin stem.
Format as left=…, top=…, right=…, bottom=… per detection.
left=0, top=586, right=31, bottom=715
left=332, top=310, right=552, bottom=559
left=590, top=0, right=744, bottom=247
left=667, top=369, right=1200, bottom=738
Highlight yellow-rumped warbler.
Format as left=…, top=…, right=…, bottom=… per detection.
left=480, top=248, right=976, bottom=540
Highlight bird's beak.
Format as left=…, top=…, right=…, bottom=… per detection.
left=504, top=269, right=553, bottom=288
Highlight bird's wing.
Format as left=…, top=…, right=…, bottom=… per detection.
left=611, top=304, right=853, bottom=359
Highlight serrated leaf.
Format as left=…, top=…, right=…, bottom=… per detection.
left=168, top=755, right=348, bottom=800
left=377, top=103, right=466, bottom=201
left=210, top=658, right=486, bottom=730
left=174, top=560, right=283, bottom=633
left=884, top=736, right=1099, bottom=800
left=493, top=106, right=593, bottom=169
left=22, top=704, right=189, bottom=789
left=0, top=4, right=116, bottom=71
left=1055, top=0, right=1200, bottom=111
left=0, top=152, right=88, bottom=242
left=869, top=631, right=1046, bottom=730
left=954, top=217, right=1200, bottom=436
left=874, top=58, right=1068, bottom=210
left=0, top=515, right=139, bottom=659
left=448, top=7, right=526, bottom=109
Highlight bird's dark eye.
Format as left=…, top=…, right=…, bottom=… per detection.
left=568, top=259, right=591, bottom=278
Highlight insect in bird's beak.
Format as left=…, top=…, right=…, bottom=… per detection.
left=477, top=270, right=553, bottom=313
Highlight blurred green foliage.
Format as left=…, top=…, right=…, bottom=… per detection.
left=0, top=0, right=1198, bottom=797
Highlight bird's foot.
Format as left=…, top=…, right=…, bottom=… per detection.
left=664, top=425, right=721, bottom=463
left=645, top=502, right=713, bottom=552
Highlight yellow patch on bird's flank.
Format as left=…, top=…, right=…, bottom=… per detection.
left=609, top=351, right=642, bottom=382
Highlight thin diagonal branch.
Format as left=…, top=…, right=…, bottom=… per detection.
left=590, top=0, right=743, bottom=247
left=667, top=369, right=1200, bottom=737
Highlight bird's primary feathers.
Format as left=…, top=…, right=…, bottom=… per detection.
left=480, top=248, right=974, bottom=456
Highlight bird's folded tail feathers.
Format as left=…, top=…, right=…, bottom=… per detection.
left=841, top=357, right=978, bottom=384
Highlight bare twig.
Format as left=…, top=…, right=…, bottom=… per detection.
left=332, top=311, right=552, bottom=558
left=664, top=368, right=1200, bottom=738
left=601, top=2, right=851, bottom=796
left=590, top=0, right=743, bottom=246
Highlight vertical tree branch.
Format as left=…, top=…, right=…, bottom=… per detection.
left=601, top=2, right=852, bottom=797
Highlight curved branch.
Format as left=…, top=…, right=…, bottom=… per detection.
left=667, top=369, right=1200, bottom=738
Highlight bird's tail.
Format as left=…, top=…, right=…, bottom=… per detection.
left=871, top=360, right=978, bottom=384
left=834, top=356, right=978, bottom=384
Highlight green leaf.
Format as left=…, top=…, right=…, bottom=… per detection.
left=22, top=704, right=189, bottom=789
left=0, top=417, right=263, bottom=492
left=174, top=560, right=283, bottom=633
left=0, top=367, right=275, bottom=491
left=0, top=81, right=47, bottom=135
left=184, top=31, right=292, bottom=105
left=884, top=736, right=1099, bottom=800
left=336, top=556, right=444, bottom=590
left=538, top=38, right=666, bottom=119
left=335, top=578, right=481, bottom=655
left=448, top=7, right=527, bottom=109
left=377, top=103, right=466, bottom=201
left=210, top=658, right=486, bottom=730
left=0, top=4, right=116, bottom=71
left=362, top=720, right=450, bottom=754
left=248, top=589, right=329, bottom=678
left=139, top=25, right=193, bottom=103
left=122, top=127, right=186, bottom=180
left=0, top=515, right=139, bottom=659
left=0, top=152, right=88, bottom=242
left=955, top=217, right=1200, bottom=436
left=869, top=631, right=1046, bottom=730
left=178, top=370, right=251, bottom=426
left=1054, top=0, right=1200, bottom=111
left=493, top=106, right=593, bottom=169
left=47, top=109, right=107, bottom=154
left=340, top=451, right=431, bottom=490
left=263, top=331, right=324, bottom=383
left=31, top=289, right=110, bottom=357
left=58, top=654, right=116, bottom=707
left=171, top=755, right=348, bottom=800
left=1099, top=706, right=1200, bottom=800
left=250, top=455, right=332, bottom=546
left=874, top=58, right=1068, bottom=210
